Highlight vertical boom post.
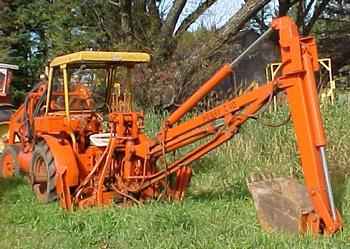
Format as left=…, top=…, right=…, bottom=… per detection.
left=272, top=16, right=342, bottom=234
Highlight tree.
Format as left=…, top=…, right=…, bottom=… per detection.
left=0, top=0, right=106, bottom=91
left=0, top=0, right=51, bottom=89
left=83, top=0, right=220, bottom=59
left=258, top=0, right=350, bottom=72
left=3, top=0, right=348, bottom=109
left=139, top=0, right=274, bottom=108
left=1, top=0, right=274, bottom=106
left=313, top=0, right=350, bottom=72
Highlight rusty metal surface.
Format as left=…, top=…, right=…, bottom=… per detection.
left=247, top=175, right=313, bottom=233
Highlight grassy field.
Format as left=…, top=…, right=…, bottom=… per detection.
left=1, top=102, right=350, bottom=249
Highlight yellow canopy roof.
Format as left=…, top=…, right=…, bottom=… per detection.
left=50, top=51, right=151, bottom=67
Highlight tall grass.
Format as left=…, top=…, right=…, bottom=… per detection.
left=1, top=102, right=350, bottom=249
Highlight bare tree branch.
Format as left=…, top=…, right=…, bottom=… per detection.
left=148, top=0, right=160, bottom=18
left=305, top=0, right=315, bottom=16
left=174, top=0, right=218, bottom=37
left=120, top=0, right=133, bottom=39
left=278, top=0, right=299, bottom=16
left=147, top=0, right=162, bottom=31
left=161, top=0, right=187, bottom=36
left=220, top=0, right=271, bottom=38
left=169, top=0, right=272, bottom=107
left=296, top=0, right=305, bottom=28
left=278, top=0, right=290, bottom=16
left=304, top=0, right=331, bottom=34
left=108, top=0, right=120, bottom=7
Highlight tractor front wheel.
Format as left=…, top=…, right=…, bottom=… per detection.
left=0, top=145, right=19, bottom=178
left=31, top=142, right=57, bottom=203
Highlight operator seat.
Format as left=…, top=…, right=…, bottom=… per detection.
left=50, top=83, right=95, bottom=111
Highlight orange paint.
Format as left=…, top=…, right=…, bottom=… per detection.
left=0, top=16, right=341, bottom=235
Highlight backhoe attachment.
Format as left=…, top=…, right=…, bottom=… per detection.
left=245, top=17, right=342, bottom=234
left=1, top=16, right=341, bottom=236
left=160, top=16, right=342, bottom=234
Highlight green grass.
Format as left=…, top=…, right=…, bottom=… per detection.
left=2, top=102, right=350, bottom=248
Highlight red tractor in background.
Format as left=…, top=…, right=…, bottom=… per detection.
left=0, top=63, right=18, bottom=150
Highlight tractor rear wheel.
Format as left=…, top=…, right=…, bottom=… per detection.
left=31, top=142, right=57, bottom=203
left=0, top=122, right=9, bottom=153
left=0, top=145, right=19, bottom=178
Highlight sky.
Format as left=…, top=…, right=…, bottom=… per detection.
left=167, top=0, right=245, bottom=32
left=187, top=0, right=245, bottom=30
left=173, top=0, right=283, bottom=32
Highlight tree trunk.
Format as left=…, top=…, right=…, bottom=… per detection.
left=120, top=0, right=132, bottom=41
left=303, top=0, right=331, bottom=35
left=175, top=0, right=218, bottom=37
left=219, top=0, right=271, bottom=39
left=171, top=0, right=271, bottom=102
left=138, top=0, right=274, bottom=109
left=155, top=0, right=187, bottom=59
left=278, top=0, right=291, bottom=16
left=161, top=0, right=187, bottom=36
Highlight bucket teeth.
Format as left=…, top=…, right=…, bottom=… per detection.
left=246, top=174, right=260, bottom=184
left=246, top=172, right=274, bottom=184
left=261, top=172, right=274, bottom=181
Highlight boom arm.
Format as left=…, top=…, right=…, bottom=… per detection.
left=8, top=15, right=339, bottom=234
left=139, top=16, right=341, bottom=234
left=271, top=17, right=342, bottom=233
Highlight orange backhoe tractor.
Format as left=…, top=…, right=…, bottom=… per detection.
left=0, top=63, right=18, bottom=150
left=0, top=16, right=343, bottom=235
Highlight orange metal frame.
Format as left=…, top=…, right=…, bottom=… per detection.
left=3, top=16, right=342, bottom=234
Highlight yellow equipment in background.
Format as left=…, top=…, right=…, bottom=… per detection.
left=265, top=58, right=336, bottom=111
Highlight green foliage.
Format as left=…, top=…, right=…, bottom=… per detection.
left=46, top=0, right=109, bottom=55
left=305, top=1, right=350, bottom=74
left=0, top=0, right=108, bottom=92
left=0, top=0, right=168, bottom=98
left=176, top=29, right=216, bottom=57
left=1, top=101, right=350, bottom=248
